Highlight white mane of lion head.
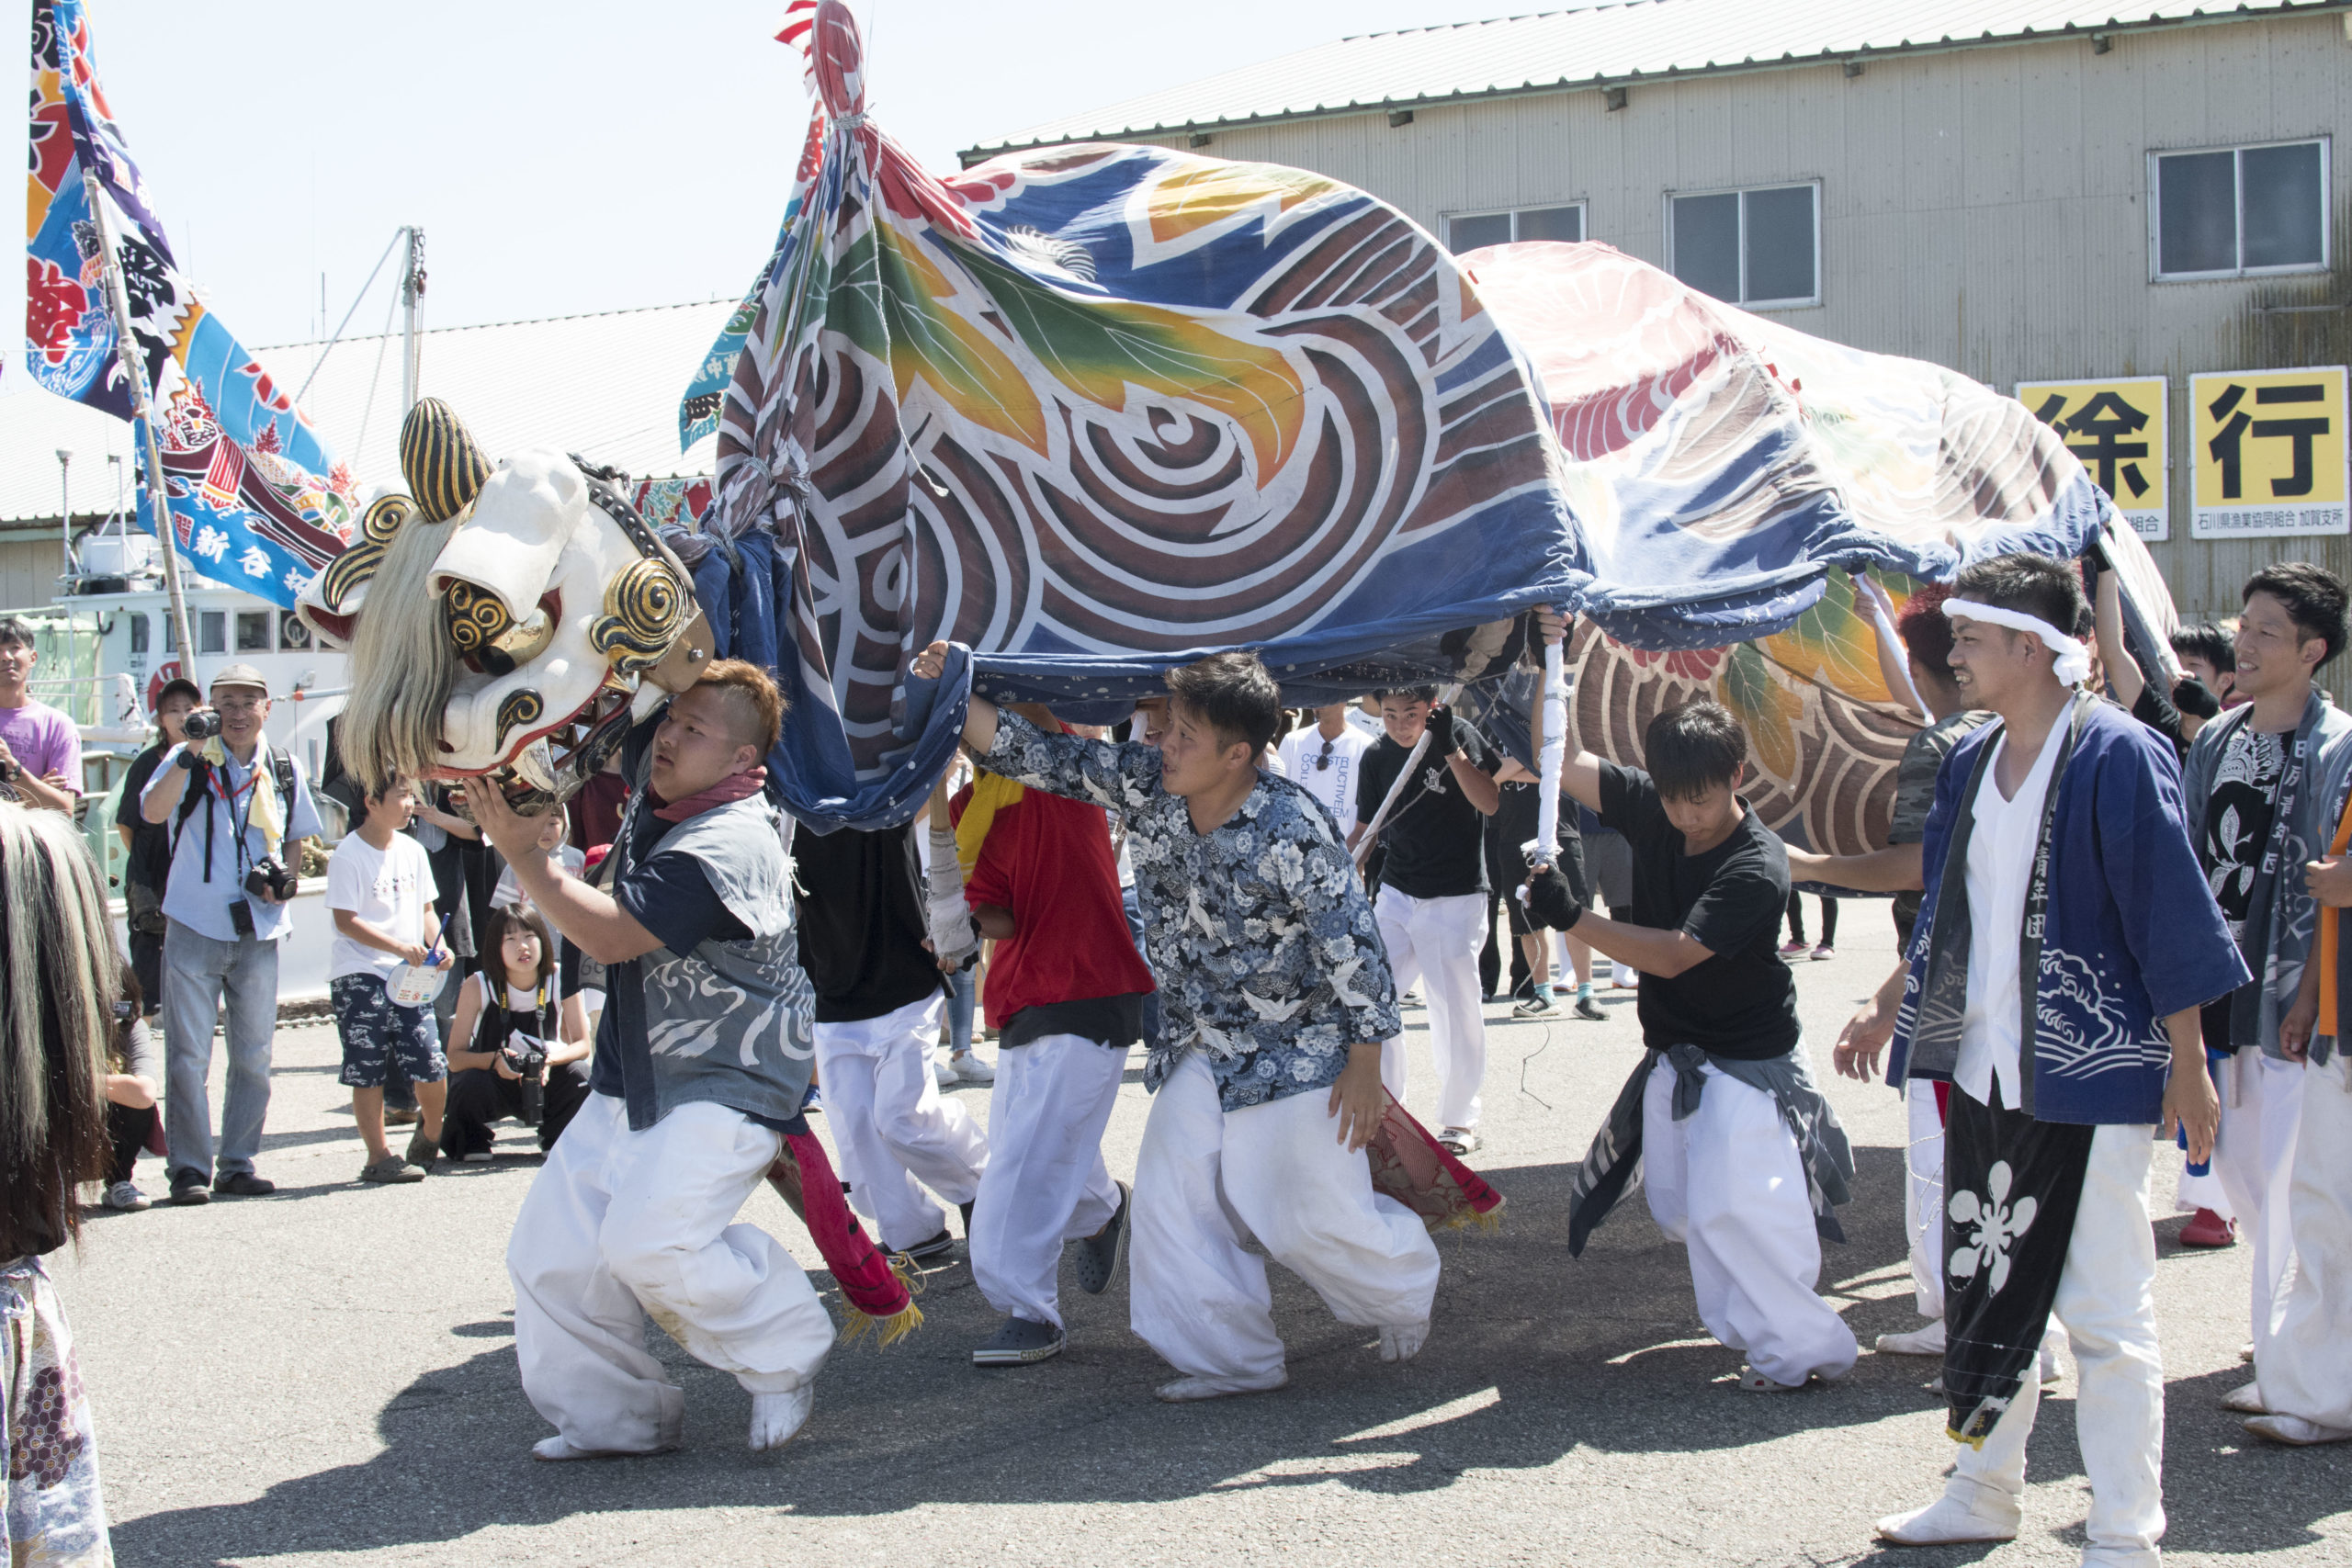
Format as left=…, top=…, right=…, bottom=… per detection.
left=298, top=399, right=712, bottom=811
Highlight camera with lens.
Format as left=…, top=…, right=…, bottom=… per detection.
left=502, top=1031, right=548, bottom=1078
left=179, top=706, right=223, bottom=741
left=243, top=854, right=299, bottom=903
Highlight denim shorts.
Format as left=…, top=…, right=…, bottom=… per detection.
left=332, top=973, right=447, bottom=1088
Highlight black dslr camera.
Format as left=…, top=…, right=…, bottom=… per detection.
left=243, top=854, right=299, bottom=903
left=502, top=1031, right=548, bottom=1079
left=179, top=707, right=223, bottom=742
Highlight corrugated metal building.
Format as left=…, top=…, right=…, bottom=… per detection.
left=967, top=0, right=2352, bottom=628
left=0, top=298, right=732, bottom=611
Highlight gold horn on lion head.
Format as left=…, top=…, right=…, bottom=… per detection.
left=400, top=397, right=492, bottom=525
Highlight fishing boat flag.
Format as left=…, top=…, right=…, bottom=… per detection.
left=27, top=0, right=353, bottom=604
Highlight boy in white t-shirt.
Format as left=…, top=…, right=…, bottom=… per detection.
left=1277, top=703, right=1373, bottom=839
left=327, top=778, right=454, bottom=1183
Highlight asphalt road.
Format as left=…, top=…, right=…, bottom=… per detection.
left=53, top=909, right=2351, bottom=1567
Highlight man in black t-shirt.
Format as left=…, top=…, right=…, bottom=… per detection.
left=1349, top=688, right=1501, bottom=1155
left=1535, top=685, right=1858, bottom=1392
left=795, top=823, right=989, bottom=1262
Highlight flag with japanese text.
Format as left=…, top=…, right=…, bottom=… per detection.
left=27, top=0, right=353, bottom=604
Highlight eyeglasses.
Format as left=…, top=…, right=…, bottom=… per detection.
left=213, top=696, right=266, bottom=713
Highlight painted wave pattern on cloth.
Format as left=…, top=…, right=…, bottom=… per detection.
left=26, top=0, right=351, bottom=605
left=679, top=2, right=1575, bottom=829
left=1468, top=242, right=2150, bottom=856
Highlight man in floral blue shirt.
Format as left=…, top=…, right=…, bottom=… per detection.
left=913, top=643, right=1439, bottom=1402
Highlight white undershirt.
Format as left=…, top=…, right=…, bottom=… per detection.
left=1956, top=722, right=2064, bottom=1111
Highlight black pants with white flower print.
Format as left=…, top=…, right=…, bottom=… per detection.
left=1942, top=1085, right=2093, bottom=1444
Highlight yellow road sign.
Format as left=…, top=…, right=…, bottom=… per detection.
left=2189, top=366, right=2349, bottom=540
left=2016, top=377, right=2170, bottom=541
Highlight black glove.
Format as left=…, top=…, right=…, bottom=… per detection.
left=1523, top=863, right=1584, bottom=931
left=2173, top=675, right=2222, bottom=721
left=1422, top=704, right=1456, bottom=758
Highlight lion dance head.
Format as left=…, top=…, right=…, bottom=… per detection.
left=298, top=399, right=713, bottom=812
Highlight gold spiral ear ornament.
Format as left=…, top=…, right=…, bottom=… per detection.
left=400, top=397, right=493, bottom=525
left=591, top=559, right=687, bottom=674
left=360, top=492, right=414, bottom=546
left=443, top=581, right=516, bottom=656
left=494, top=688, right=546, bottom=752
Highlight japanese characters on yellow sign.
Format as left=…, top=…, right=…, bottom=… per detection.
left=2189, top=367, right=2349, bottom=540
left=2016, top=377, right=2170, bottom=542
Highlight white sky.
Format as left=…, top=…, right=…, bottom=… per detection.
left=6, top=0, right=1508, bottom=383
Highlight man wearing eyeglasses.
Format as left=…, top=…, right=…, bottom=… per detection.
left=1276, top=703, right=1373, bottom=839
left=140, top=665, right=323, bottom=1205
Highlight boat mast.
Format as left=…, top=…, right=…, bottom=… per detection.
left=400, top=225, right=425, bottom=416
left=84, top=171, right=198, bottom=683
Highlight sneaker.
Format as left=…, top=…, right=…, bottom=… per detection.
left=971, top=1315, right=1066, bottom=1366
left=1074, top=1180, right=1131, bottom=1295
left=1512, top=991, right=1555, bottom=1019
left=1778, top=938, right=1810, bottom=956
left=461, top=1150, right=494, bottom=1165
left=211, top=1171, right=276, bottom=1197
left=900, top=1228, right=956, bottom=1262
left=1437, top=1127, right=1482, bottom=1156
left=1809, top=942, right=1836, bottom=961
left=1572, top=993, right=1607, bottom=1021
left=933, top=1056, right=958, bottom=1089
left=103, top=1180, right=151, bottom=1213
left=404, top=1129, right=441, bottom=1171
left=2179, top=1207, right=2237, bottom=1247
left=167, top=1171, right=211, bottom=1206
left=953, top=1052, right=997, bottom=1085
left=359, top=1156, right=424, bottom=1184
left=959, top=1199, right=976, bottom=1235
left=383, top=1106, right=422, bottom=1127
left=799, top=1083, right=822, bottom=1115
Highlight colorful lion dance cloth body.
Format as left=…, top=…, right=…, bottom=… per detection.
left=679, top=0, right=1577, bottom=830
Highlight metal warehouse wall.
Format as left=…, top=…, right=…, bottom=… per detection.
left=1141, top=13, right=2352, bottom=630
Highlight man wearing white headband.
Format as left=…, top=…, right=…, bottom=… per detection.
left=1877, top=553, right=2245, bottom=1566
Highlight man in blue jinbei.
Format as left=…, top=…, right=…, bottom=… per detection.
left=1875, top=554, right=2245, bottom=1568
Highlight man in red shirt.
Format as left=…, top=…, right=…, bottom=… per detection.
left=953, top=712, right=1156, bottom=1366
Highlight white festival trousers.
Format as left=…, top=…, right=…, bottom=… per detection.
left=1129, top=1052, right=1441, bottom=1380
left=506, top=1095, right=836, bottom=1454
left=2211, top=1050, right=2303, bottom=1357
left=1374, top=887, right=1488, bottom=1130
left=969, top=1033, right=1126, bottom=1330
left=814, top=994, right=989, bottom=1251
left=2256, top=1052, right=2352, bottom=1428
left=1947, top=1122, right=2165, bottom=1567
left=1641, top=1056, right=1860, bottom=1386
left=1905, top=1077, right=1947, bottom=1321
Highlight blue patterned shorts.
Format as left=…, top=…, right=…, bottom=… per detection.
left=332, top=973, right=447, bottom=1088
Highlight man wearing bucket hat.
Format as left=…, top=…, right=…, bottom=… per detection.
left=139, top=662, right=324, bottom=1204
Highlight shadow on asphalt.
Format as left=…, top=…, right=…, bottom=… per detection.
left=110, top=1149, right=2351, bottom=1563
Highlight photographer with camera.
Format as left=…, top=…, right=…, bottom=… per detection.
left=442, top=904, right=592, bottom=1163
left=138, top=663, right=323, bottom=1205
left=326, top=777, right=455, bottom=1183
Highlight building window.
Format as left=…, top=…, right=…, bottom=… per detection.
left=236, top=610, right=272, bottom=652
left=199, top=611, right=225, bottom=655
left=2152, top=139, right=2329, bottom=280
left=128, top=613, right=148, bottom=656
left=1445, top=203, right=1586, bottom=253
left=1667, top=182, right=1820, bottom=309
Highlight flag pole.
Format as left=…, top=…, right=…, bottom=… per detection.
left=83, top=170, right=198, bottom=687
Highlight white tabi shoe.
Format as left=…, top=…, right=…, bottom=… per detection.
left=1874, top=1483, right=2022, bottom=1546
left=531, top=1434, right=674, bottom=1461
left=1378, top=1322, right=1430, bottom=1363
left=2244, top=1413, right=2352, bottom=1446
left=1875, top=1321, right=1946, bottom=1356
left=2039, top=1342, right=2064, bottom=1385
left=749, top=1384, right=816, bottom=1451
left=1155, top=1369, right=1289, bottom=1403
left=2222, top=1381, right=2267, bottom=1415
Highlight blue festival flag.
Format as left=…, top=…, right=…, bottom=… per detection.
left=27, top=0, right=352, bottom=604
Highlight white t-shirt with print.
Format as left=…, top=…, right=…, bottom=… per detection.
left=325, top=831, right=435, bottom=981
left=1278, top=725, right=1374, bottom=836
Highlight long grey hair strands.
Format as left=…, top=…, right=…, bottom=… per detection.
left=335, top=512, right=466, bottom=792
